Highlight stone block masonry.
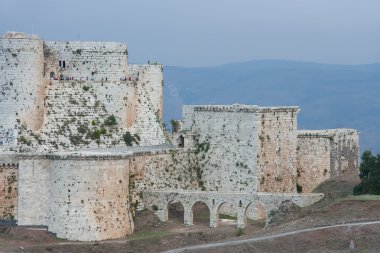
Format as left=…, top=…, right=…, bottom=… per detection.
left=18, top=156, right=132, bottom=241
left=296, top=132, right=332, bottom=193
left=0, top=31, right=360, bottom=242
left=179, top=105, right=358, bottom=195
left=297, top=129, right=359, bottom=193
left=0, top=32, right=166, bottom=152
left=143, top=190, right=324, bottom=229
left=180, top=105, right=259, bottom=193
left=256, top=107, right=299, bottom=193
left=0, top=163, right=18, bottom=220
left=180, top=105, right=300, bottom=194
left=15, top=147, right=201, bottom=241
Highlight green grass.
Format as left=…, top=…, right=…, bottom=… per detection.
left=219, top=214, right=237, bottom=220
left=346, top=194, right=380, bottom=201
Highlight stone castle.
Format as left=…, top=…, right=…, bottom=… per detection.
left=0, top=32, right=359, bottom=241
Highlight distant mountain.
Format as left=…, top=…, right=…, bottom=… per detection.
left=163, top=60, right=380, bottom=154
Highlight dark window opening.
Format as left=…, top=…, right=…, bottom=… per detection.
left=63, top=61, right=66, bottom=68
left=177, top=135, right=184, bottom=148
left=59, top=61, right=61, bottom=67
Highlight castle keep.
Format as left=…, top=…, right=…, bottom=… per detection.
left=0, top=31, right=166, bottom=152
left=0, top=32, right=359, bottom=241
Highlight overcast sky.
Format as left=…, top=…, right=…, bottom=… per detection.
left=1, top=0, right=379, bottom=67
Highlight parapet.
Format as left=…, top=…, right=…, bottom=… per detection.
left=297, top=130, right=333, bottom=138
left=184, top=104, right=299, bottom=113
left=1, top=31, right=40, bottom=40
left=190, top=104, right=259, bottom=112
left=298, top=129, right=358, bottom=138
left=257, top=106, right=300, bottom=113
left=16, top=145, right=192, bottom=161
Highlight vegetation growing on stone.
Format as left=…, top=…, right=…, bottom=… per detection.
left=104, top=115, right=117, bottom=126
left=195, top=142, right=210, bottom=154
left=123, top=131, right=140, bottom=146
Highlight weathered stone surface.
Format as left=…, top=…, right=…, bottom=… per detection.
left=297, top=129, right=359, bottom=192
left=0, top=32, right=360, bottom=242
left=256, top=107, right=299, bottom=193
left=296, top=132, right=332, bottom=193
left=0, top=33, right=166, bottom=152
left=180, top=105, right=299, bottom=193
left=143, top=190, right=324, bottom=228
left=0, top=163, right=18, bottom=219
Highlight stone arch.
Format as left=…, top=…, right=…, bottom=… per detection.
left=217, top=201, right=238, bottom=227
left=190, top=200, right=211, bottom=226
left=167, top=199, right=184, bottom=223
left=244, top=202, right=267, bottom=228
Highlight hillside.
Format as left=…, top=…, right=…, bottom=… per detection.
left=163, top=60, right=380, bottom=153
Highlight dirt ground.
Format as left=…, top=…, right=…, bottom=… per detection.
left=1, top=177, right=380, bottom=253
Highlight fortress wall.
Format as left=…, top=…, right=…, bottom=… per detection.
left=329, top=129, right=359, bottom=178
left=0, top=164, right=18, bottom=219
left=15, top=149, right=198, bottom=241
left=296, top=133, right=331, bottom=193
left=0, top=34, right=44, bottom=147
left=44, top=41, right=128, bottom=81
left=256, top=107, right=299, bottom=193
left=297, top=129, right=360, bottom=181
left=17, top=158, right=50, bottom=225
left=131, top=80, right=167, bottom=146
left=47, top=159, right=132, bottom=241
left=128, top=64, right=164, bottom=120
left=0, top=33, right=166, bottom=152
left=181, top=105, right=259, bottom=193
left=36, top=80, right=135, bottom=151
left=19, top=78, right=166, bottom=151
left=130, top=149, right=201, bottom=210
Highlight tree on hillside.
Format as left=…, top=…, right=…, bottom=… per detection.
left=353, top=150, right=380, bottom=195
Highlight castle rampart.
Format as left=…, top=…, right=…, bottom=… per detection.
left=296, top=129, right=359, bottom=193
left=180, top=105, right=300, bottom=194
left=0, top=32, right=360, bottom=242
left=256, top=107, right=299, bottom=193
left=0, top=32, right=45, bottom=144
left=14, top=146, right=200, bottom=241
left=0, top=32, right=166, bottom=152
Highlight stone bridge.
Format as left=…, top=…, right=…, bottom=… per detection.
left=143, top=191, right=324, bottom=229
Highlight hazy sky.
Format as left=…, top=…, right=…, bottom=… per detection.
left=1, top=0, right=379, bottom=67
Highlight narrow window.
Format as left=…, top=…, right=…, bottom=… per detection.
left=59, top=61, right=61, bottom=67
left=177, top=135, right=184, bottom=148
left=63, top=61, right=66, bottom=68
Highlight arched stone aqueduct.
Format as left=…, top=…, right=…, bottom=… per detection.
left=143, top=191, right=324, bottom=229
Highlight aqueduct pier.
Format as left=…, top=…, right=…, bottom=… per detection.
left=143, top=191, right=324, bottom=229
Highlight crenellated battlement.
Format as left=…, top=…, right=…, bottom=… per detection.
left=189, top=104, right=300, bottom=113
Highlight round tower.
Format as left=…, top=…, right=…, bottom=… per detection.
left=0, top=32, right=44, bottom=147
